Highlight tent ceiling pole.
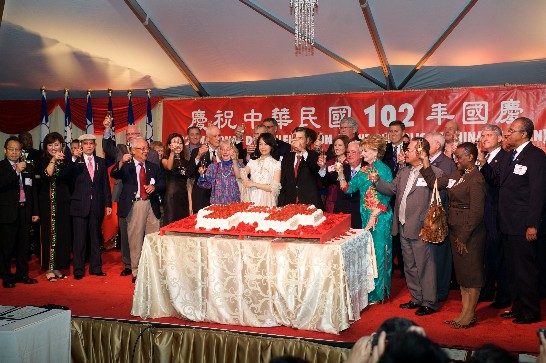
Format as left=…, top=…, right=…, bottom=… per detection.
left=123, top=0, right=208, bottom=97
left=398, top=0, right=479, bottom=89
left=239, top=0, right=387, bottom=90
left=359, top=0, right=396, bottom=90
left=0, top=0, right=5, bottom=28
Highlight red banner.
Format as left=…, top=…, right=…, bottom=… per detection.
left=163, top=85, right=546, bottom=148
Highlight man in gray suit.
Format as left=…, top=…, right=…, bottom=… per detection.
left=102, top=116, right=160, bottom=277
left=425, top=131, right=457, bottom=302
left=372, top=137, right=444, bottom=316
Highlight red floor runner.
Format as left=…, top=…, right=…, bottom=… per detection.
left=0, top=249, right=542, bottom=354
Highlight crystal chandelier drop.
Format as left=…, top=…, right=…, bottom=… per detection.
left=290, top=0, right=318, bottom=55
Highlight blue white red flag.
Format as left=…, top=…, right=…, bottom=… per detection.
left=145, top=91, right=153, bottom=144
left=39, top=88, right=50, bottom=150
left=85, top=91, right=94, bottom=134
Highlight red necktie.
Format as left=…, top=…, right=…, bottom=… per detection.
left=294, top=154, right=302, bottom=178
left=139, top=162, right=148, bottom=200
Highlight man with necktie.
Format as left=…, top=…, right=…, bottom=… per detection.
left=0, top=136, right=39, bottom=288
left=111, top=138, right=165, bottom=283
left=382, top=120, right=409, bottom=279
left=481, top=117, right=546, bottom=324
left=320, top=141, right=366, bottom=228
left=476, top=124, right=511, bottom=309
left=189, top=125, right=221, bottom=213
left=278, top=127, right=323, bottom=209
left=424, top=131, right=457, bottom=302
left=69, top=134, right=112, bottom=280
left=374, top=137, right=444, bottom=316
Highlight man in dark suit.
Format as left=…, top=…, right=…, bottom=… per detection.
left=262, top=118, right=291, bottom=161
left=18, top=131, right=41, bottom=258
left=0, top=137, right=39, bottom=288
left=102, top=116, right=160, bottom=277
left=69, top=134, right=112, bottom=280
left=482, top=117, right=546, bottom=324
left=278, top=127, right=323, bottom=210
left=476, top=124, right=510, bottom=309
left=374, top=138, right=444, bottom=316
left=382, top=120, right=409, bottom=279
left=425, top=131, right=457, bottom=302
left=188, top=125, right=221, bottom=213
left=325, top=117, right=361, bottom=160
left=111, top=137, right=165, bottom=283
left=320, top=141, right=365, bottom=228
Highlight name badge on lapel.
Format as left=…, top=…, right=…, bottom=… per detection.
left=25, top=178, right=33, bottom=186
left=513, top=164, right=527, bottom=175
left=447, top=179, right=457, bottom=188
left=416, top=177, right=427, bottom=187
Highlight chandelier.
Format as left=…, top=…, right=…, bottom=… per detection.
left=290, top=0, right=318, bottom=55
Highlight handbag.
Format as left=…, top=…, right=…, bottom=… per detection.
left=420, top=180, right=448, bottom=243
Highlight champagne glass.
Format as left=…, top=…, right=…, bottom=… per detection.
left=77, top=140, right=85, bottom=164
left=106, top=111, right=113, bottom=119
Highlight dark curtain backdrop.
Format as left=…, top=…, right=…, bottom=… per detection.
left=0, top=96, right=162, bottom=134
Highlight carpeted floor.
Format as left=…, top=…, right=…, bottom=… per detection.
left=0, top=249, right=543, bottom=355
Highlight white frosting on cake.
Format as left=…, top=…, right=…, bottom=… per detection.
left=195, top=203, right=324, bottom=233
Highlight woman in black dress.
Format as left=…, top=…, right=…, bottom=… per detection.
left=39, top=132, right=72, bottom=281
left=161, top=133, right=193, bottom=226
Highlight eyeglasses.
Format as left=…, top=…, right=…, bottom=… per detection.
left=506, top=128, right=525, bottom=135
left=405, top=149, right=417, bottom=153
left=6, top=148, right=21, bottom=152
left=133, top=147, right=149, bottom=152
left=126, top=132, right=141, bottom=136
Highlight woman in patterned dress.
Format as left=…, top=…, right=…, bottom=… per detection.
left=339, top=135, right=394, bottom=303
left=198, top=139, right=244, bottom=204
left=239, top=133, right=281, bottom=206
left=39, top=132, right=72, bottom=281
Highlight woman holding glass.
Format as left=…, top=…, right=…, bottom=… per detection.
left=339, top=135, right=393, bottom=303
left=198, top=139, right=244, bottom=204
left=161, top=133, right=193, bottom=225
left=239, top=133, right=281, bottom=206
left=321, top=134, right=349, bottom=213
left=419, top=142, right=486, bottom=329
left=39, top=132, right=72, bottom=281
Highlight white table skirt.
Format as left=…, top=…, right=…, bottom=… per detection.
left=131, top=230, right=374, bottom=334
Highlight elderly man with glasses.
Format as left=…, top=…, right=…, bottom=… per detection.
left=102, top=117, right=160, bottom=278
left=110, top=137, right=165, bottom=283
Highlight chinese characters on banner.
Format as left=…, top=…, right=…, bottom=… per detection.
left=162, top=85, right=546, bottom=148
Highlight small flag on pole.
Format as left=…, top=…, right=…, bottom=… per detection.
left=39, top=86, right=50, bottom=150
left=127, top=90, right=134, bottom=126
left=145, top=89, right=153, bottom=144
left=64, top=89, right=73, bottom=158
left=107, top=88, right=115, bottom=142
left=86, top=90, right=94, bottom=134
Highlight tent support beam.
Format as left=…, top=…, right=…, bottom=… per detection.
left=359, top=0, right=396, bottom=90
left=0, top=0, right=5, bottom=28
left=398, top=0, right=479, bottom=89
left=239, top=0, right=387, bottom=89
left=123, top=0, right=208, bottom=97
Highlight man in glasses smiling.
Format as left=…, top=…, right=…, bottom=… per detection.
left=110, top=138, right=165, bottom=283
left=102, top=116, right=160, bottom=278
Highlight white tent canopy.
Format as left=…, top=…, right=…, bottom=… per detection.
left=1, top=0, right=546, bottom=100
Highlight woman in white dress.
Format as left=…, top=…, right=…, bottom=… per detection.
left=240, top=133, right=281, bottom=206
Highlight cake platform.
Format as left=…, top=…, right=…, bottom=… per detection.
left=160, top=212, right=351, bottom=244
